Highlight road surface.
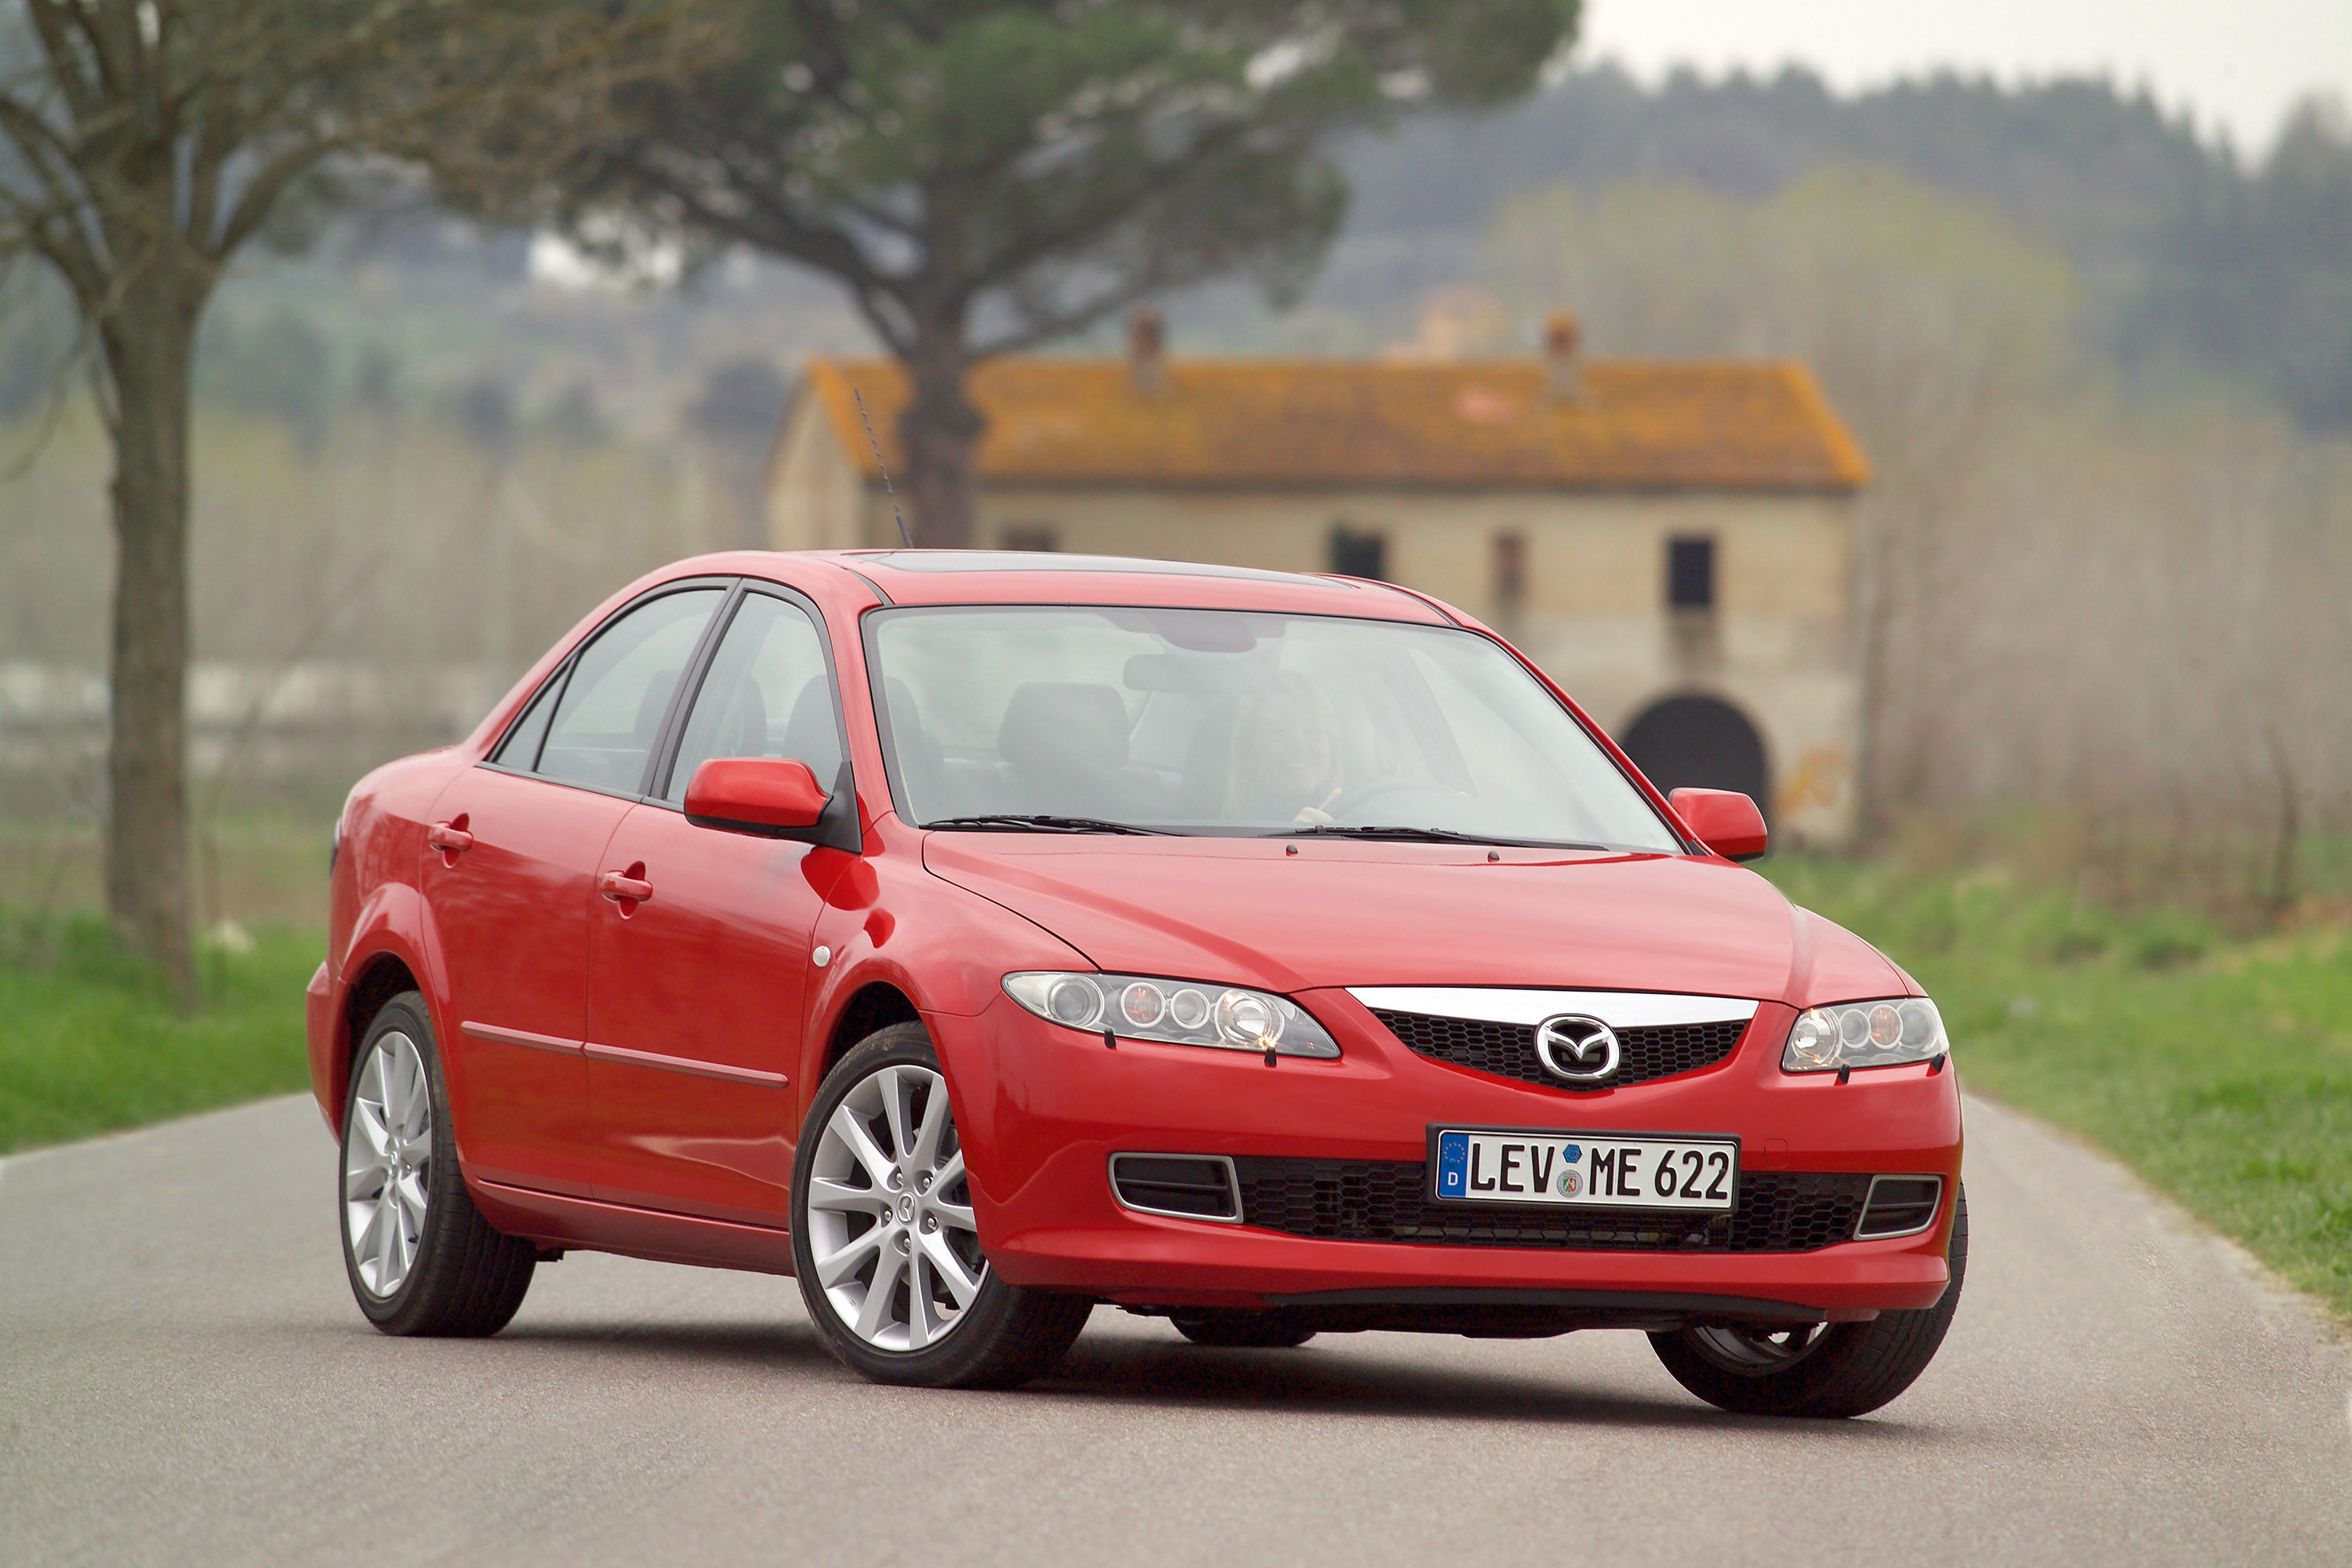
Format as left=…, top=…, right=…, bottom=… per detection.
left=3, top=1092, right=2347, bottom=1566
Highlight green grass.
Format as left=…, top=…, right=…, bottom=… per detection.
left=0, top=913, right=322, bottom=1156
left=1767, top=858, right=2352, bottom=1323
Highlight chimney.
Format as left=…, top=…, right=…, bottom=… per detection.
left=1544, top=310, right=1581, bottom=401
left=1127, top=305, right=1167, bottom=395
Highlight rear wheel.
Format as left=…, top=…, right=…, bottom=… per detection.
left=339, top=993, right=535, bottom=1336
left=1650, top=1184, right=1968, bottom=1418
left=790, top=1024, right=1091, bottom=1388
left=1171, top=1310, right=1318, bottom=1348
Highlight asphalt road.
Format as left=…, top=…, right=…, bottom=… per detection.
left=4, top=1093, right=2348, bottom=1567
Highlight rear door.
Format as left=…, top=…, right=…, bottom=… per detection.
left=583, top=586, right=851, bottom=1221
left=424, top=583, right=728, bottom=1194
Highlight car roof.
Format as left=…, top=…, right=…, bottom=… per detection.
left=789, top=549, right=1458, bottom=622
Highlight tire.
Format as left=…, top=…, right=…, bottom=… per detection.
left=1171, top=1310, right=1318, bottom=1349
left=790, top=1023, right=1091, bottom=1388
left=1650, top=1183, right=1969, bottom=1418
left=339, top=992, right=536, bottom=1336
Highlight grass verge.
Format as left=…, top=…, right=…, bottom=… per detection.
left=1769, top=858, right=2352, bottom=1324
left=0, top=913, right=321, bottom=1156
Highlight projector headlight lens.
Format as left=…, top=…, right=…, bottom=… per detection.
left=1004, top=971, right=1340, bottom=1058
left=1783, top=996, right=1948, bottom=1074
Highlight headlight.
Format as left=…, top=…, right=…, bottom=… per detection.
left=1003, top=971, right=1341, bottom=1058
left=1783, top=996, right=1947, bottom=1074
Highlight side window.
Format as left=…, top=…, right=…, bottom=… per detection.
left=536, top=587, right=727, bottom=794
left=492, top=670, right=564, bottom=770
left=663, top=592, right=844, bottom=804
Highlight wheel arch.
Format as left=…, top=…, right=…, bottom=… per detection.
left=820, top=981, right=923, bottom=1083
left=327, top=952, right=423, bottom=1138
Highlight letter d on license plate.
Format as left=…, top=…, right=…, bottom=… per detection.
left=1430, top=1127, right=1738, bottom=1212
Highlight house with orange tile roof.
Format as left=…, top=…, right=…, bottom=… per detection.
left=766, top=314, right=1870, bottom=845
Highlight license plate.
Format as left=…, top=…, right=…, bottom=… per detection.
left=1430, top=1127, right=1739, bottom=1211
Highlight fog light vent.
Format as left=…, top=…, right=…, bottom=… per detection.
left=1109, top=1153, right=1242, bottom=1223
left=1856, top=1175, right=1944, bottom=1239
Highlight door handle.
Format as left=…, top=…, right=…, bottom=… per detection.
left=599, top=865, right=653, bottom=905
left=426, top=817, right=474, bottom=857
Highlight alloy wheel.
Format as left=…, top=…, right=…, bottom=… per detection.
left=804, top=1063, right=987, bottom=1352
left=343, top=1029, right=433, bottom=1298
left=1685, top=1322, right=1831, bottom=1375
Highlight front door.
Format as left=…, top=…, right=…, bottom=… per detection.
left=585, top=587, right=851, bottom=1222
left=425, top=583, right=728, bottom=1195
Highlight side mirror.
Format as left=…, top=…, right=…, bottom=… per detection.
left=1669, top=787, right=1768, bottom=862
left=685, top=757, right=830, bottom=837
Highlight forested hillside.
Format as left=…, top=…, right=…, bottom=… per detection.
left=1307, top=66, right=2352, bottom=430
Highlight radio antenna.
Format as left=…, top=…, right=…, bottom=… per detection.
left=852, top=388, right=916, bottom=550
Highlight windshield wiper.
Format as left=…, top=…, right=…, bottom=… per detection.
left=923, top=814, right=1175, bottom=836
left=1268, top=823, right=1609, bottom=850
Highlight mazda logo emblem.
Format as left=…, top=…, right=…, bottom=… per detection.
left=1534, top=1014, right=1620, bottom=1083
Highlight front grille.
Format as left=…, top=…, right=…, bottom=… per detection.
left=1374, top=1011, right=1747, bottom=1091
left=1230, top=1157, right=1870, bottom=1253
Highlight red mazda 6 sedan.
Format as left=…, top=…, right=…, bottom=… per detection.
left=309, top=550, right=1964, bottom=1416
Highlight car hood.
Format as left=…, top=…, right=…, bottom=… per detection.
left=920, top=834, right=1905, bottom=1006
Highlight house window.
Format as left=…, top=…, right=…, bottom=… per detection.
left=1668, top=535, right=1715, bottom=611
left=1493, top=532, right=1527, bottom=619
left=1328, top=524, right=1387, bottom=581
left=1000, top=523, right=1060, bottom=553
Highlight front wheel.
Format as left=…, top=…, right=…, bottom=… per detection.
left=1650, top=1184, right=1968, bottom=1418
left=790, top=1024, right=1091, bottom=1388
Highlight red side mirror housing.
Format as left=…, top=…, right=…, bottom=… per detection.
left=1670, top=788, right=1769, bottom=862
left=684, top=757, right=829, bottom=837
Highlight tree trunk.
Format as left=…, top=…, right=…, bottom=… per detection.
left=898, top=313, right=983, bottom=548
left=100, top=267, right=203, bottom=1006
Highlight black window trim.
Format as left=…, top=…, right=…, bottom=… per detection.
left=474, top=575, right=740, bottom=805
left=644, top=578, right=858, bottom=816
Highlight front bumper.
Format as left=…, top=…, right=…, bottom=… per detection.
left=940, top=989, right=1963, bottom=1316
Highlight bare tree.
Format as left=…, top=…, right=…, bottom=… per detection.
left=0, top=0, right=680, bottom=1000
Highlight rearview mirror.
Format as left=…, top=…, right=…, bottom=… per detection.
left=1669, top=788, right=1768, bottom=862
left=685, top=757, right=831, bottom=838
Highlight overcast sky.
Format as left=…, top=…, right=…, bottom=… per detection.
left=1581, top=0, right=2350, bottom=155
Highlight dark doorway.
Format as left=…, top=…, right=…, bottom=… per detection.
left=1620, top=695, right=1770, bottom=818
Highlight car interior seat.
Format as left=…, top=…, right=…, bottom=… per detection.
left=997, top=681, right=1149, bottom=818
left=779, top=675, right=844, bottom=782
left=880, top=677, right=952, bottom=820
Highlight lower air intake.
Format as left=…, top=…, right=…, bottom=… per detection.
left=1856, top=1175, right=1944, bottom=1238
left=1229, top=1159, right=1871, bottom=1253
left=1109, top=1153, right=1242, bottom=1222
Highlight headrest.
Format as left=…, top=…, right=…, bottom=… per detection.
left=998, top=682, right=1128, bottom=775
left=780, top=675, right=838, bottom=770
left=717, top=678, right=766, bottom=759
left=633, top=666, right=681, bottom=746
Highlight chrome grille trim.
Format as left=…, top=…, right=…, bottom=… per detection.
left=1345, top=988, right=1759, bottom=1029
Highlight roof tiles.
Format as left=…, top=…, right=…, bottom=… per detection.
left=806, top=357, right=1868, bottom=493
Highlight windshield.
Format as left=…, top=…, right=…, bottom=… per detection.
left=866, top=605, right=1682, bottom=851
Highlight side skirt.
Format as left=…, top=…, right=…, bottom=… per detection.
left=468, top=1177, right=796, bottom=1276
